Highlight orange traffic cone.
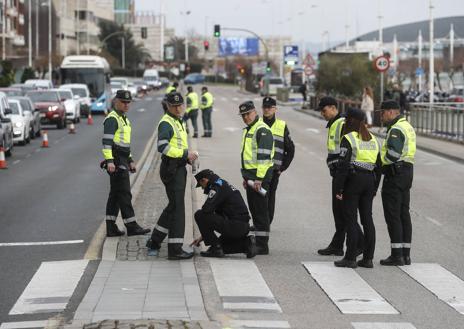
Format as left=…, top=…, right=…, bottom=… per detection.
left=87, top=113, right=94, bottom=125
left=41, top=130, right=49, bottom=148
left=69, top=122, right=76, bottom=134
left=0, top=147, right=7, bottom=169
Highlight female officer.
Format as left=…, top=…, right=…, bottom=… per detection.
left=333, top=108, right=381, bottom=268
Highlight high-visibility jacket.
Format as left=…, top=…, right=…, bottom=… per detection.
left=200, top=92, right=213, bottom=110
left=186, top=92, right=199, bottom=113
left=102, top=110, right=131, bottom=161
left=269, top=118, right=286, bottom=169
left=327, top=116, right=345, bottom=155
left=381, top=117, right=416, bottom=165
left=343, top=131, right=380, bottom=171
left=157, top=113, right=188, bottom=158
left=165, top=85, right=176, bottom=94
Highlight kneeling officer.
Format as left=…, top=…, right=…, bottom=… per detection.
left=191, top=169, right=256, bottom=258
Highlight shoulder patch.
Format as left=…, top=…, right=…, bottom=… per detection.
left=208, top=190, right=217, bottom=199
left=215, top=179, right=223, bottom=186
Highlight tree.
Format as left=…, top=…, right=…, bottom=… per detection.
left=0, top=60, right=15, bottom=87
left=21, top=67, right=36, bottom=83
left=165, top=37, right=199, bottom=62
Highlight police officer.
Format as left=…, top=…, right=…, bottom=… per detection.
left=185, top=86, right=199, bottom=138
left=146, top=92, right=199, bottom=260
left=191, top=169, right=256, bottom=258
left=239, top=101, right=274, bottom=255
left=102, top=90, right=150, bottom=237
left=317, top=96, right=364, bottom=256
left=333, top=108, right=381, bottom=268
left=165, top=81, right=178, bottom=94
left=379, top=100, right=416, bottom=266
left=261, top=96, right=295, bottom=224
left=200, top=86, right=214, bottom=137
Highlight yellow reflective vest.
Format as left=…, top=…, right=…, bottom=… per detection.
left=343, top=131, right=380, bottom=171
left=327, top=116, right=345, bottom=155
left=157, top=113, right=188, bottom=159
left=102, top=110, right=131, bottom=160
left=381, top=117, right=416, bottom=165
left=270, top=119, right=286, bottom=168
left=200, top=92, right=214, bottom=110
left=186, top=92, right=199, bottom=113
left=165, top=85, right=176, bottom=94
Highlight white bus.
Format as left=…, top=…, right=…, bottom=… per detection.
left=60, top=55, right=112, bottom=113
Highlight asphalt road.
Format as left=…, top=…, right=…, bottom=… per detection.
left=0, top=92, right=164, bottom=325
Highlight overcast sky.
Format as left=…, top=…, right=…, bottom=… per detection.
left=135, top=0, right=464, bottom=45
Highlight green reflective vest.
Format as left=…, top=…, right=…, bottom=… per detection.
left=158, top=113, right=188, bottom=159
left=186, top=92, right=199, bottom=113
left=241, top=118, right=274, bottom=179
left=344, top=131, right=380, bottom=171
left=270, top=118, right=286, bottom=168
left=381, top=118, right=416, bottom=165
left=200, top=92, right=214, bottom=110
left=327, top=117, right=345, bottom=155
left=102, top=110, right=131, bottom=160
left=165, top=85, right=176, bottom=94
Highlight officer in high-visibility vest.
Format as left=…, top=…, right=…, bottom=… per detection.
left=146, top=92, right=199, bottom=260
left=317, top=96, right=364, bottom=256
left=333, top=108, right=381, bottom=268
left=102, top=90, right=150, bottom=237
left=184, top=86, right=199, bottom=138
left=239, top=101, right=274, bottom=255
left=261, top=96, right=295, bottom=224
left=165, top=82, right=178, bottom=94
left=379, top=100, right=416, bottom=266
left=200, top=86, right=214, bottom=137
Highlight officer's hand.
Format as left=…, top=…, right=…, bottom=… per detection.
left=254, top=180, right=262, bottom=193
left=335, top=193, right=343, bottom=201
left=107, top=162, right=116, bottom=174
left=129, top=162, right=136, bottom=173
left=187, top=150, right=198, bottom=163
left=190, top=236, right=203, bottom=247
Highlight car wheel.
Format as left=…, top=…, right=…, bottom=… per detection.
left=30, top=127, right=36, bottom=139
left=57, top=118, right=64, bottom=129
left=26, top=130, right=31, bottom=144
left=36, top=127, right=41, bottom=137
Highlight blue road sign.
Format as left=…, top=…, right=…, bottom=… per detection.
left=284, top=45, right=299, bottom=64
left=416, top=67, right=424, bottom=76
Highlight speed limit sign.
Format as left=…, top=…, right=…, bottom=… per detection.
left=374, top=55, right=390, bottom=72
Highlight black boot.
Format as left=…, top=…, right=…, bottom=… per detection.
left=318, top=245, right=344, bottom=256
left=256, top=244, right=269, bottom=255
left=200, top=244, right=224, bottom=258
left=106, top=220, right=124, bottom=237
left=246, top=235, right=257, bottom=259
left=193, top=133, right=198, bottom=138
left=334, top=258, right=357, bottom=268
left=357, top=258, right=374, bottom=268
left=380, top=247, right=405, bottom=266
left=125, top=221, right=150, bottom=236
left=403, top=247, right=411, bottom=265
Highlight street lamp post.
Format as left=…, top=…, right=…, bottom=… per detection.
left=2, top=0, right=6, bottom=60
left=418, top=30, right=423, bottom=92
left=160, top=0, right=164, bottom=61
left=121, top=36, right=125, bottom=69
left=181, top=10, right=191, bottom=63
left=48, top=0, right=51, bottom=80
left=36, top=0, right=39, bottom=59
left=429, top=0, right=434, bottom=106
left=28, top=0, right=32, bottom=66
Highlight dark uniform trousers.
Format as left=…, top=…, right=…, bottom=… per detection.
left=202, top=108, right=212, bottom=135
left=194, top=210, right=249, bottom=254
left=246, top=180, right=270, bottom=247
left=268, top=171, right=280, bottom=224
left=106, top=169, right=134, bottom=220
left=185, top=109, right=199, bottom=135
left=381, top=165, right=413, bottom=257
left=150, top=162, right=187, bottom=254
left=343, top=172, right=376, bottom=260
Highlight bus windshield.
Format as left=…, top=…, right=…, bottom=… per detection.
left=61, top=68, right=105, bottom=98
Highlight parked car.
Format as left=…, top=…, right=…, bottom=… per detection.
left=159, top=77, right=170, bottom=88
left=60, top=84, right=91, bottom=117
left=259, top=76, right=285, bottom=96
left=7, top=99, right=32, bottom=145
left=127, top=82, right=138, bottom=98
left=184, top=73, right=206, bottom=85
left=133, top=80, right=148, bottom=94
left=11, top=83, right=37, bottom=95
left=26, top=90, right=67, bottom=129
left=110, top=77, right=129, bottom=90
left=447, top=87, right=464, bottom=103
left=0, top=92, right=14, bottom=156
left=58, top=89, right=80, bottom=123
left=24, top=79, right=54, bottom=89
left=143, top=69, right=161, bottom=90
left=0, top=88, right=23, bottom=97
left=11, top=96, right=41, bottom=139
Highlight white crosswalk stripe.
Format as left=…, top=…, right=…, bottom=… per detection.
left=228, top=320, right=291, bottom=328
left=351, top=323, right=417, bottom=329
left=0, top=320, right=60, bottom=329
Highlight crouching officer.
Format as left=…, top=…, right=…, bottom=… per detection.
left=239, top=101, right=274, bottom=255
left=102, top=90, right=150, bottom=236
left=146, top=92, right=198, bottom=260
left=379, top=100, right=416, bottom=266
left=191, top=169, right=256, bottom=258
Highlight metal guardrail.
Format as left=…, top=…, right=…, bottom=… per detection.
left=408, top=103, right=464, bottom=143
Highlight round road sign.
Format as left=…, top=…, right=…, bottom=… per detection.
left=304, top=66, right=313, bottom=76
left=374, top=55, right=390, bottom=72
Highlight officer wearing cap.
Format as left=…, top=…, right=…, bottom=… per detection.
left=333, top=108, right=381, bottom=268
left=261, top=96, right=295, bottom=224
left=184, top=86, right=199, bottom=138
left=146, top=92, right=199, bottom=260
left=239, top=101, right=274, bottom=255
left=200, top=86, right=214, bottom=137
left=102, top=90, right=151, bottom=237
left=317, top=96, right=364, bottom=256
left=379, top=100, right=416, bottom=266
left=191, top=169, right=256, bottom=258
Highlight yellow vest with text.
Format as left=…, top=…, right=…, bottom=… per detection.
left=344, top=131, right=380, bottom=171
left=381, top=117, right=416, bottom=165
left=186, top=92, right=199, bottom=113
left=270, top=119, right=286, bottom=168
left=327, top=117, right=345, bottom=155
left=200, top=92, right=214, bottom=110
left=102, top=110, right=131, bottom=160
left=158, top=113, right=188, bottom=159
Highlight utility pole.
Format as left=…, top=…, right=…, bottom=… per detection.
left=160, top=0, right=164, bottom=61
left=76, top=0, right=80, bottom=55
left=121, top=36, right=125, bottom=69
left=28, top=0, right=32, bottom=66
left=2, top=0, right=6, bottom=60
left=450, top=23, right=454, bottom=68
left=418, top=30, right=423, bottom=92
left=48, top=0, right=52, bottom=79
left=378, top=0, right=384, bottom=101
left=429, top=0, right=434, bottom=106
left=36, top=0, right=39, bottom=59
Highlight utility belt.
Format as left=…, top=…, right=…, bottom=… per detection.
left=201, top=106, right=212, bottom=111
left=382, top=161, right=413, bottom=176
left=161, top=154, right=187, bottom=168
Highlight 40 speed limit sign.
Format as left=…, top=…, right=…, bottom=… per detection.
left=374, top=55, right=390, bottom=72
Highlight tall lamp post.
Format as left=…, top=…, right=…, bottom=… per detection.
left=429, top=0, right=434, bottom=106
left=48, top=0, right=51, bottom=80
left=28, top=0, right=32, bottom=66
left=180, top=10, right=191, bottom=63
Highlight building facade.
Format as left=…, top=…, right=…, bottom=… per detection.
left=114, top=0, right=134, bottom=25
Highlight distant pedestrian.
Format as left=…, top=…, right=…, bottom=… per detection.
left=361, top=86, right=374, bottom=127
left=200, top=86, right=214, bottom=137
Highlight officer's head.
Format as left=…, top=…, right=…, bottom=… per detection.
left=318, top=96, right=338, bottom=121
left=379, top=100, right=400, bottom=124
left=166, top=92, right=184, bottom=118
left=172, top=82, right=179, bottom=88
left=114, top=90, right=132, bottom=112
left=262, top=96, right=277, bottom=119
left=187, top=86, right=193, bottom=93
left=344, top=107, right=372, bottom=141
left=195, top=169, right=215, bottom=190
left=239, top=101, right=257, bottom=125
left=201, top=86, right=208, bottom=93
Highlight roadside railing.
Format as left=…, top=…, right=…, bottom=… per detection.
left=408, top=103, right=464, bottom=143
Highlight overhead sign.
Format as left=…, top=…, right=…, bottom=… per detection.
left=165, top=45, right=175, bottom=61
left=219, top=38, right=259, bottom=57
left=284, top=45, right=298, bottom=65
left=374, top=55, right=390, bottom=72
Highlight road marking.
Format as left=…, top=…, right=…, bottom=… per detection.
left=228, top=320, right=291, bottom=328
left=137, top=108, right=146, bottom=112
left=35, top=149, right=41, bottom=153
left=223, top=127, right=240, bottom=132
left=53, top=140, right=59, bottom=144
left=9, top=260, right=88, bottom=315
left=0, top=240, right=84, bottom=247
left=302, top=262, right=399, bottom=314
left=25, top=154, right=31, bottom=158
left=425, top=216, right=442, bottom=226
left=221, top=97, right=227, bottom=101
left=305, top=128, right=320, bottom=133
left=146, top=97, right=154, bottom=101
left=12, top=160, right=20, bottom=165
left=232, top=97, right=239, bottom=101
left=352, top=323, right=417, bottom=329
left=0, top=320, right=59, bottom=329
left=209, top=259, right=282, bottom=312
left=399, top=263, right=464, bottom=315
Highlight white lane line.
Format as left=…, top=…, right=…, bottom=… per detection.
left=305, top=128, right=320, bottom=134
left=352, top=323, right=417, bottom=329
left=302, top=262, right=399, bottom=314
left=399, top=263, right=464, bottom=315
left=221, top=97, right=227, bottom=101
left=0, top=320, right=59, bottom=329
left=0, top=240, right=84, bottom=247
left=209, top=259, right=282, bottom=313
left=25, top=154, right=31, bottom=158
left=223, top=127, right=240, bottom=132
left=137, top=108, right=146, bottom=112
left=147, top=97, right=155, bottom=101
left=425, top=216, right=443, bottom=226
left=232, top=97, right=239, bottom=101
left=12, top=160, right=20, bottom=165
left=229, top=320, right=291, bottom=328
left=35, top=149, right=41, bottom=153
left=9, top=260, right=89, bottom=315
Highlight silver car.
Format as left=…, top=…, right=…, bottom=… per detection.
left=11, top=96, right=41, bottom=139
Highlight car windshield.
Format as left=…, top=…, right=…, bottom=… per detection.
left=8, top=102, right=21, bottom=115
left=59, top=90, right=73, bottom=100
left=70, top=88, right=87, bottom=97
left=111, top=79, right=126, bottom=85
left=111, top=82, right=122, bottom=88
left=2, top=89, right=22, bottom=97
left=27, top=91, right=59, bottom=102
left=19, top=99, right=32, bottom=112
left=144, top=76, right=157, bottom=81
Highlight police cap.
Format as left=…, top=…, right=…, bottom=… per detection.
left=346, top=107, right=366, bottom=121
left=380, top=100, right=400, bottom=111
left=166, top=92, right=184, bottom=105
left=317, top=96, right=337, bottom=111
left=194, top=169, right=215, bottom=187
left=262, top=96, right=277, bottom=108
left=115, top=89, right=132, bottom=102
left=238, top=101, right=255, bottom=115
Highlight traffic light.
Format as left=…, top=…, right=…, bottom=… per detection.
left=141, top=27, right=147, bottom=39
left=266, top=61, right=271, bottom=73
left=214, top=24, right=220, bottom=38
left=203, top=40, right=209, bottom=51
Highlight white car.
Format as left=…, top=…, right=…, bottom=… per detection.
left=24, top=79, right=54, bottom=90
left=127, top=82, right=138, bottom=98
left=111, top=81, right=123, bottom=97
left=110, top=77, right=129, bottom=90
left=57, top=89, right=80, bottom=123
left=60, top=84, right=91, bottom=117
left=7, top=99, right=32, bottom=145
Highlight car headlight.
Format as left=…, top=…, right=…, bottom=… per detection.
left=48, top=105, right=58, bottom=112
left=14, top=122, right=24, bottom=128
left=97, top=102, right=104, bottom=107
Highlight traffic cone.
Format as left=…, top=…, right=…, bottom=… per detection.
left=69, top=122, right=76, bottom=134
left=87, top=113, right=94, bottom=125
left=0, top=147, right=7, bottom=169
left=41, top=131, right=49, bottom=148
